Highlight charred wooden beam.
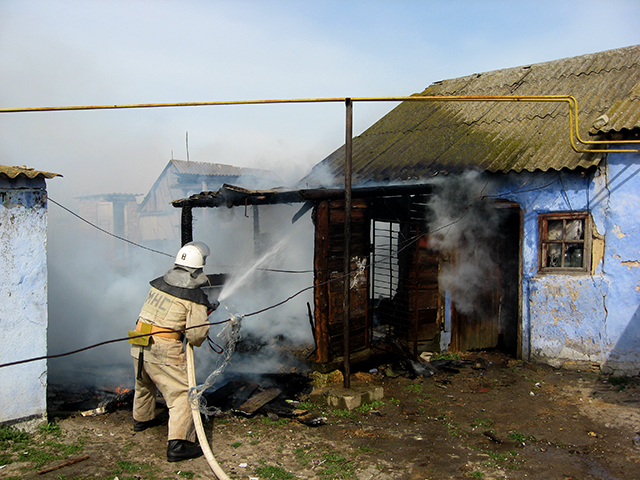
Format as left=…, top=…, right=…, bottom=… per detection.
left=171, top=183, right=436, bottom=209
left=181, top=206, right=193, bottom=246
left=314, top=200, right=330, bottom=363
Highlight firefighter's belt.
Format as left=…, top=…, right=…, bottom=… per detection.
left=128, top=321, right=181, bottom=345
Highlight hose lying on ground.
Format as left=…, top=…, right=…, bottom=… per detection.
left=186, top=343, right=231, bottom=480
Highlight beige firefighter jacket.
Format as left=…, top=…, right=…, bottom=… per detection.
left=130, top=286, right=209, bottom=365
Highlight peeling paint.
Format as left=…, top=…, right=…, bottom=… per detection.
left=613, top=224, right=626, bottom=238
left=621, top=260, right=640, bottom=269
left=591, top=227, right=605, bottom=274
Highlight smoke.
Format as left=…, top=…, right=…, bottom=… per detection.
left=193, top=203, right=315, bottom=381
left=425, top=171, right=505, bottom=315
left=296, top=160, right=341, bottom=189
left=47, top=207, right=169, bottom=388
left=46, top=166, right=511, bottom=389
left=46, top=198, right=315, bottom=390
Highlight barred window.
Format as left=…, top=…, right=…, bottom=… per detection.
left=539, top=212, right=591, bottom=273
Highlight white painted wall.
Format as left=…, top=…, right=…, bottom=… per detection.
left=0, top=184, right=49, bottom=431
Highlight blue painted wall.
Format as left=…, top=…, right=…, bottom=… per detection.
left=491, top=148, right=640, bottom=375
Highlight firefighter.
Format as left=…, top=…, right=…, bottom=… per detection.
left=129, top=241, right=219, bottom=462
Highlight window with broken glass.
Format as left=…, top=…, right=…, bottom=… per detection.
left=538, top=212, right=591, bottom=273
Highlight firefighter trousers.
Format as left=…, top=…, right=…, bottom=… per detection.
left=133, top=357, right=196, bottom=442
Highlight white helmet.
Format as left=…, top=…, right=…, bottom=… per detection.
left=175, top=241, right=210, bottom=269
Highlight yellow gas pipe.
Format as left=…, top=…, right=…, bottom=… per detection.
left=1, top=95, right=639, bottom=153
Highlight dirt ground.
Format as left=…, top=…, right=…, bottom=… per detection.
left=4, top=352, right=640, bottom=480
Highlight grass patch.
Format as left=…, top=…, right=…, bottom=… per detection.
left=0, top=424, right=31, bottom=448
left=478, top=448, right=523, bottom=471
left=331, top=408, right=356, bottom=419
left=446, top=421, right=465, bottom=438
left=260, top=417, right=290, bottom=427
left=294, top=446, right=313, bottom=467
left=432, top=353, right=461, bottom=361
left=116, top=460, right=143, bottom=473
left=176, top=471, right=196, bottom=479
left=354, top=400, right=386, bottom=413
left=508, top=431, right=536, bottom=443
left=357, top=445, right=380, bottom=455
left=111, top=459, right=158, bottom=479
left=609, top=376, right=630, bottom=391
left=403, top=383, right=424, bottom=394
left=471, top=418, right=494, bottom=428
left=38, top=423, right=62, bottom=436
left=254, top=464, right=294, bottom=479
left=294, top=446, right=356, bottom=478
left=297, top=401, right=316, bottom=411
left=318, top=452, right=355, bottom=479
left=0, top=423, right=86, bottom=470
left=230, top=441, right=242, bottom=448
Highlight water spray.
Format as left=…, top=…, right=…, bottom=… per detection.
left=217, top=237, right=289, bottom=302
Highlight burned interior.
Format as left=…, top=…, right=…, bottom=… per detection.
left=172, top=182, right=523, bottom=371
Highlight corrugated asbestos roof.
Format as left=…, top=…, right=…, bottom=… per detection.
left=170, top=159, right=281, bottom=182
left=0, top=165, right=62, bottom=179
left=306, top=45, right=640, bottom=185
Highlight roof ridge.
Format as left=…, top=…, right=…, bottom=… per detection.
left=422, top=47, right=640, bottom=95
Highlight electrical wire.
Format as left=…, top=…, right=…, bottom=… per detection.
left=0, top=319, right=234, bottom=369
left=48, top=197, right=173, bottom=258
left=557, top=171, right=574, bottom=211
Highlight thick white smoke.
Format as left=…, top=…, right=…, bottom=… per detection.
left=47, top=199, right=315, bottom=390
left=193, top=203, right=315, bottom=381
left=425, top=171, right=504, bottom=315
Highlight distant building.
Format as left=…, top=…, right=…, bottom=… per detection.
left=76, top=193, right=141, bottom=266
left=0, top=165, right=61, bottom=431
left=138, top=159, right=281, bottom=249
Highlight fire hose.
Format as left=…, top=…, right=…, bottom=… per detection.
left=186, top=343, right=231, bottom=480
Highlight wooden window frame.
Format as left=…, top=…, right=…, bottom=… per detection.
left=538, top=212, right=592, bottom=274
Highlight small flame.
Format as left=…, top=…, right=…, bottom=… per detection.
left=115, top=386, right=130, bottom=395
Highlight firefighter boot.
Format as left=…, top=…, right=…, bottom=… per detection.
left=167, top=439, right=203, bottom=462
left=133, top=417, right=162, bottom=432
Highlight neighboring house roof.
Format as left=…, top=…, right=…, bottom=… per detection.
left=306, top=45, right=640, bottom=185
left=138, top=159, right=282, bottom=211
left=170, top=159, right=281, bottom=180
left=0, top=165, right=62, bottom=179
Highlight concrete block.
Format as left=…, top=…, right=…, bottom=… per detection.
left=309, top=382, right=384, bottom=411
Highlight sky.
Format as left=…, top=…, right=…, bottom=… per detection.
left=2, top=0, right=640, bottom=205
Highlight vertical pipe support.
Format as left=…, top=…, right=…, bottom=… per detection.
left=343, top=98, right=353, bottom=389
left=413, top=224, right=420, bottom=360
left=253, top=205, right=261, bottom=256
left=181, top=206, right=193, bottom=246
